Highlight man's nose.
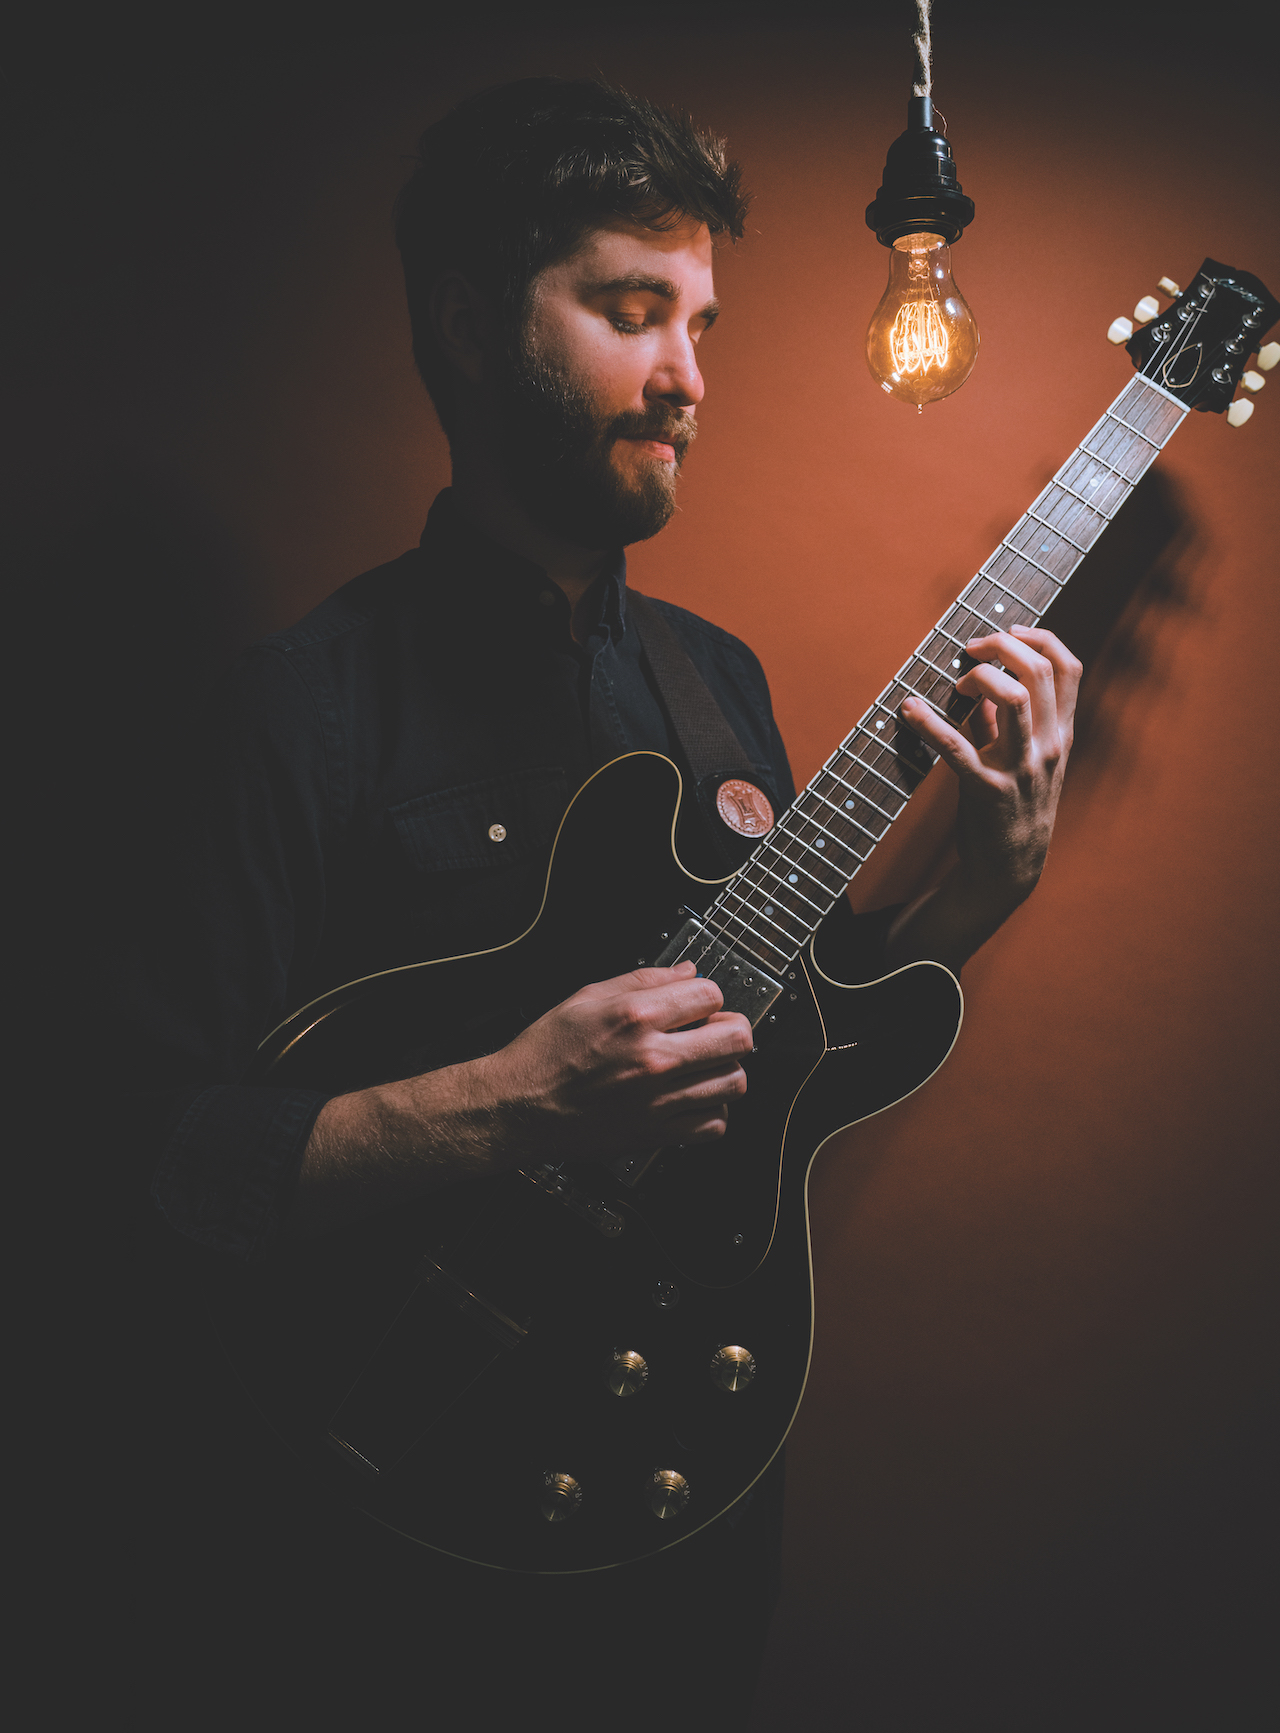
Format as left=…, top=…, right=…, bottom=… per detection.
left=647, top=327, right=704, bottom=408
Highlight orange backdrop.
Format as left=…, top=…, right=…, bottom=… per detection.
left=24, top=4, right=1277, bottom=1722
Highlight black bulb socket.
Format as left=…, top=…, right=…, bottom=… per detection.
left=865, top=94, right=976, bottom=246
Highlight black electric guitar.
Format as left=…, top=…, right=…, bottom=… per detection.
left=212, top=260, right=1275, bottom=1573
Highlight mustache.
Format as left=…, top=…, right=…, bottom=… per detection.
left=606, top=409, right=697, bottom=460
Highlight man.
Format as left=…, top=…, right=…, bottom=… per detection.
left=123, top=78, right=1080, bottom=1728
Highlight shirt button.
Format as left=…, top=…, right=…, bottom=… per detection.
left=488, top=823, right=507, bottom=843
left=538, top=590, right=556, bottom=608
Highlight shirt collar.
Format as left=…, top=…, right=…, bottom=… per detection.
left=420, top=489, right=628, bottom=647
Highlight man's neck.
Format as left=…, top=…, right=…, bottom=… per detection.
left=449, top=467, right=611, bottom=614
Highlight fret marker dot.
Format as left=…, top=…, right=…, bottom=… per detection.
left=845, top=800, right=855, bottom=809
left=951, top=658, right=960, bottom=668
left=765, top=904, right=774, bottom=916
left=995, top=603, right=1005, bottom=613
left=788, top=872, right=799, bottom=883
left=875, top=720, right=885, bottom=730
left=1040, top=543, right=1051, bottom=553
left=816, top=839, right=826, bottom=849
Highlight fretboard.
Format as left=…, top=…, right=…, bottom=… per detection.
left=708, top=373, right=1189, bottom=977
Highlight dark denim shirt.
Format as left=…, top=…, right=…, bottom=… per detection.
left=126, top=490, right=831, bottom=1264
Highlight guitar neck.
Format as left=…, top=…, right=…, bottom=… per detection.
left=712, top=373, right=1190, bottom=977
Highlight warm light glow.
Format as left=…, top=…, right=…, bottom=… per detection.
left=866, top=231, right=979, bottom=408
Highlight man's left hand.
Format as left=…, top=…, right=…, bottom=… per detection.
left=892, top=625, right=1083, bottom=967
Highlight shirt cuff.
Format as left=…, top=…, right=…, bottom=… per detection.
left=151, top=1084, right=328, bottom=1263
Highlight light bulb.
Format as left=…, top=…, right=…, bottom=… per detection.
left=865, top=231, right=979, bottom=410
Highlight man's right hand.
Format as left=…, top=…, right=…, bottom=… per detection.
left=476, top=959, right=753, bottom=1162
left=288, top=961, right=752, bottom=1238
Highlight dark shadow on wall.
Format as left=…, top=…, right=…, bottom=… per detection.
left=1040, top=465, right=1202, bottom=803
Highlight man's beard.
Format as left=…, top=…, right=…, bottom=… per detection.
left=492, top=345, right=696, bottom=550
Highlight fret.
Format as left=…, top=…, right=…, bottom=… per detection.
left=807, top=782, right=882, bottom=847
left=1025, top=504, right=1088, bottom=557
left=812, top=769, right=888, bottom=842
left=1129, top=374, right=1190, bottom=421
left=1057, top=445, right=1132, bottom=513
left=719, top=888, right=810, bottom=947
left=702, top=375, right=1189, bottom=973
left=961, top=575, right=1036, bottom=630
left=997, top=535, right=1063, bottom=588
left=1054, top=474, right=1120, bottom=523
left=984, top=549, right=1061, bottom=614
left=785, top=808, right=864, bottom=874
left=750, top=861, right=826, bottom=918
left=791, top=804, right=869, bottom=869
left=831, top=752, right=902, bottom=821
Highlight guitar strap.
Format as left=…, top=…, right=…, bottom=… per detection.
left=626, top=590, right=777, bottom=866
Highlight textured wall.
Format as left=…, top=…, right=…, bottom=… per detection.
left=21, top=4, right=1276, bottom=1723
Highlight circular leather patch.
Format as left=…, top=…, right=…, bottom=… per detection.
left=715, top=778, right=775, bottom=837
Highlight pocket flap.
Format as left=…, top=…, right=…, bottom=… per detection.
left=387, top=767, right=569, bottom=875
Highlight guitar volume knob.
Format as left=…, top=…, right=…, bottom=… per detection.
left=606, top=1349, right=649, bottom=1397
left=648, top=1469, right=691, bottom=1519
left=709, top=1344, right=757, bottom=1392
left=540, top=1472, right=583, bottom=1522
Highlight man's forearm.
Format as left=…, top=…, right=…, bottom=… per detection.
left=285, top=1057, right=514, bottom=1240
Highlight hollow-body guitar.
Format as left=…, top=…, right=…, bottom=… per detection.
left=212, top=261, right=1274, bottom=1572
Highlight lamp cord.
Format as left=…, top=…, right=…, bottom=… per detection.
left=912, top=0, right=933, bottom=98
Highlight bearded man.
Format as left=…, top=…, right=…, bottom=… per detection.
left=122, top=78, right=1080, bottom=1729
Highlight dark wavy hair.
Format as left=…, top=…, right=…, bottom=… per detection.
left=394, top=78, right=749, bottom=436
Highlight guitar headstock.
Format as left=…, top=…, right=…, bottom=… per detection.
left=1120, top=259, right=1278, bottom=416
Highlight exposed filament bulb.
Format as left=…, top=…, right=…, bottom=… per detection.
left=866, top=231, right=979, bottom=411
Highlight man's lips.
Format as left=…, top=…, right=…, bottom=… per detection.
left=618, top=435, right=678, bottom=463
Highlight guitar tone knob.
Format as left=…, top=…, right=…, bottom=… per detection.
left=709, top=1344, right=757, bottom=1393
left=648, top=1469, right=691, bottom=1519
left=606, top=1349, right=649, bottom=1397
left=540, top=1472, right=583, bottom=1522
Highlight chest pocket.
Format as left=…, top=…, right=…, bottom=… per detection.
left=387, top=765, right=570, bottom=877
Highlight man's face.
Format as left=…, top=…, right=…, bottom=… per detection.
left=493, top=216, right=718, bottom=550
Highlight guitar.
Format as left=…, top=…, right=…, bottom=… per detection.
left=212, top=259, right=1276, bottom=1573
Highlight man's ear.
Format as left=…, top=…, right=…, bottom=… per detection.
left=429, top=271, right=491, bottom=387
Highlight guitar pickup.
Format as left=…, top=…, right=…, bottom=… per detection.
left=601, top=917, right=785, bottom=1190
left=654, top=915, right=785, bottom=1026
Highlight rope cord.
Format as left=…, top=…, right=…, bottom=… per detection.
left=912, top=0, right=933, bottom=98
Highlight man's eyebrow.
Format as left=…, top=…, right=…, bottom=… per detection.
left=586, top=274, right=721, bottom=324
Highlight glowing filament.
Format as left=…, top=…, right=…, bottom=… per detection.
left=890, top=298, right=951, bottom=376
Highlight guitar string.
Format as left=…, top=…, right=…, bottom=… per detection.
left=664, top=284, right=1222, bottom=984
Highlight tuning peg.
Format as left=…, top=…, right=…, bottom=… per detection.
left=1133, top=295, right=1160, bottom=324
left=1242, top=370, right=1265, bottom=392
left=1258, top=341, right=1280, bottom=372
left=1107, top=317, right=1134, bottom=345
left=1157, top=276, right=1181, bottom=298
left=1227, top=399, right=1255, bottom=427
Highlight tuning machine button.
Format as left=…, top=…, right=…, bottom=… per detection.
left=1257, top=342, right=1280, bottom=372
left=1107, top=316, right=1134, bottom=345
left=1133, top=295, right=1160, bottom=324
left=605, top=1349, right=649, bottom=1397
left=1242, top=370, right=1265, bottom=393
left=1226, top=399, right=1255, bottom=428
left=648, top=1469, right=691, bottom=1519
left=1157, top=276, right=1182, bottom=298
left=540, top=1472, right=583, bottom=1521
left=709, top=1344, right=757, bottom=1392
